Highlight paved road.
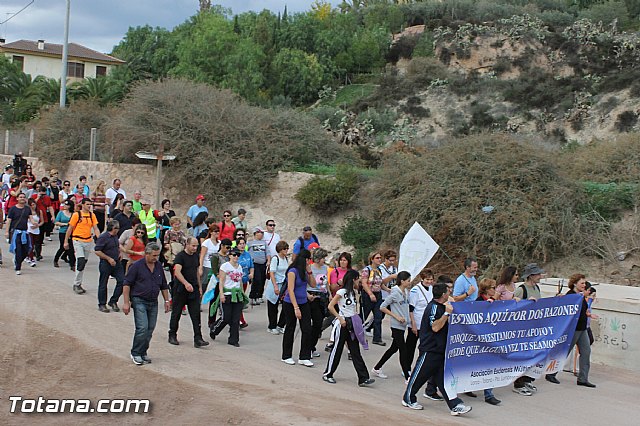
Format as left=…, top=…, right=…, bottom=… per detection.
left=0, top=236, right=638, bottom=425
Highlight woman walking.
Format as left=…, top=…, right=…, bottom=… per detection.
left=361, top=251, right=385, bottom=345
left=309, top=248, right=330, bottom=357
left=372, top=271, right=412, bottom=381
left=407, top=269, right=434, bottom=367
left=53, top=199, right=76, bottom=270
left=198, top=224, right=220, bottom=293
left=281, top=249, right=316, bottom=367
left=218, top=209, right=236, bottom=241
left=26, top=198, right=43, bottom=267
left=211, top=248, right=248, bottom=347
left=495, top=266, right=519, bottom=301
left=323, top=269, right=375, bottom=387
left=266, top=241, right=289, bottom=334
left=157, top=199, right=175, bottom=247
left=545, top=273, right=598, bottom=388
left=123, top=224, right=148, bottom=272
left=91, top=180, right=108, bottom=232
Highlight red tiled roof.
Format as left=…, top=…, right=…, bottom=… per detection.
left=0, top=39, right=125, bottom=64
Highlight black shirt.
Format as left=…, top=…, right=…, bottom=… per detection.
left=567, top=289, right=589, bottom=331
left=114, top=211, right=135, bottom=236
left=8, top=205, right=30, bottom=233
left=94, top=231, right=120, bottom=261
left=173, top=250, right=200, bottom=288
left=418, top=300, right=448, bottom=354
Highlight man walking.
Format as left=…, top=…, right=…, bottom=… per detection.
left=248, top=227, right=269, bottom=304
left=452, top=258, right=478, bottom=302
left=291, top=226, right=319, bottom=262
left=186, top=195, right=208, bottom=230
left=403, top=283, right=472, bottom=416
left=94, top=219, right=125, bottom=313
left=123, top=242, right=171, bottom=365
left=5, top=193, right=30, bottom=274
left=105, top=178, right=126, bottom=215
left=138, top=200, right=157, bottom=242
left=64, top=198, right=100, bottom=294
left=169, top=237, right=209, bottom=348
left=263, top=219, right=281, bottom=258
left=114, top=200, right=135, bottom=237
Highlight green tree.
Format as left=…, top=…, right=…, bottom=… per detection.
left=271, top=48, right=325, bottom=104
left=222, top=38, right=267, bottom=101
left=0, top=59, right=46, bottom=124
left=348, top=27, right=390, bottom=73
left=111, top=25, right=178, bottom=80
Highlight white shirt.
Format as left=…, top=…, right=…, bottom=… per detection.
left=220, top=262, right=243, bottom=293
left=379, top=263, right=397, bottom=300
left=201, top=239, right=219, bottom=268
left=409, top=284, right=433, bottom=329
left=105, top=187, right=126, bottom=214
left=263, top=231, right=281, bottom=257
left=337, top=288, right=357, bottom=318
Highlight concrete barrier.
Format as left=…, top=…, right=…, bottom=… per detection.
left=539, top=278, right=639, bottom=371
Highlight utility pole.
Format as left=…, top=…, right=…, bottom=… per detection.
left=59, top=0, right=70, bottom=108
left=135, top=143, right=176, bottom=208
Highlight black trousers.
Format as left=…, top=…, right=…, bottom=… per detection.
left=404, top=352, right=463, bottom=409
left=267, top=300, right=286, bottom=330
left=169, top=290, right=202, bottom=340
left=374, top=328, right=411, bottom=379
left=309, top=296, right=327, bottom=351
left=212, top=300, right=243, bottom=345
left=54, top=232, right=76, bottom=266
left=282, top=301, right=312, bottom=360
left=323, top=317, right=369, bottom=384
left=406, top=327, right=419, bottom=368
left=249, top=263, right=267, bottom=298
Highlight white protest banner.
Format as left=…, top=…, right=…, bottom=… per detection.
left=398, top=222, right=439, bottom=279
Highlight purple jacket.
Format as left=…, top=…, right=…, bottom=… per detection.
left=349, top=315, right=369, bottom=350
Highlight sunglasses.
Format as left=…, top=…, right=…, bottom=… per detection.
left=237, top=234, right=245, bottom=237
left=267, top=223, right=275, bottom=227
left=223, top=214, right=231, bottom=217
left=229, top=253, right=239, bottom=257
left=136, top=231, right=145, bottom=235
left=224, top=245, right=232, bottom=250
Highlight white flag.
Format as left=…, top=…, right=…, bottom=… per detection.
left=398, top=222, right=440, bottom=279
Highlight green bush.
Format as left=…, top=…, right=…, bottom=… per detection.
left=339, top=215, right=383, bottom=266
left=295, top=165, right=361, bottom=213
left=356, top=107, right=397, bottom=134
left=413, top=31, right=435, bottom=57
left=581, top=181, right=638, bottom=219
left=615, top=110, right=638, bottom=132
left=310, top=106, right=345, bottom=131
left=405, top=57, right=451, bottom=89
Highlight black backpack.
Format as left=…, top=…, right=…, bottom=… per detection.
left=298, top=234, right=319, bottom=250
left=519, top=283, right=540, bottom=300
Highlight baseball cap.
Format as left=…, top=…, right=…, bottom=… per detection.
left=253, top=226, right=264, bottom=234
left=303, top=226, right=312, bottom=232
left=196, top=194, right=205, bottom=201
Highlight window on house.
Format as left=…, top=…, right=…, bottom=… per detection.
left=96, top=65, right=107, bottom=77
left=12, top=55, right=24, bottom=71
left=67, top=62, right=85, bottom=78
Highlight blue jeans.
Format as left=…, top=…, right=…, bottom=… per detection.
left=97, top=259, right=124, bottom=306
left=131, top=296, right=158, bottom=357
left=361, top=291, right=383, bottom=341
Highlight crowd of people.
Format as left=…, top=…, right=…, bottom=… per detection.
left=0, top=161, right=599, bottom=418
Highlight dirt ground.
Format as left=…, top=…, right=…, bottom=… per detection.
left=1, top=240, right=639, bottom=425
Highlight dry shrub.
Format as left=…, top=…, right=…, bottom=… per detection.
left=102, top=79, right=354, bottom=209
left=368, top=133, right=594, bottom=275
left=559, top=134, right=640, bottom=184
left=34, top=100, right=114, bottom=165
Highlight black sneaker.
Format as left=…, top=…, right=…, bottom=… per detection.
left=98, top=305, right=110, bottom=313
left=194, top=338, right=210, bottom=348
left=545, top=374, right=560, bottom=384
left=168, top=335, right=179, bottom=345
left=485, top=396, right=501, bottom=405
left=423, top=392, right=444, bottom=401
left=73, top=285, right=83, bottom=294
left=358, top=378, right=375, bottom=387
left=372, top=340, right=386, bottom=346
left=108, top=302, right=120, bottom=312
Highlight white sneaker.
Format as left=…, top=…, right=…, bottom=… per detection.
left=15, top=270, right=22, bottom=275
left=46, top=236, right=52, bottom=241
left=281, top=358, right=295, bottom=365
left=312, top=351, right=321, bottom=358
left=372, top=368, right=388, bottom=379
left=450, top=403, right=472, bottom=416
left=365, top=330, right=373, bottom=337
left=402, top=400, right=423, bottom=410
left=267, top=328, right=279, bottom=335
left=29, top=261, right=36, bottom=267
left=276, top=327, right=285, bottom=334
left=298, top=359, right=314, bottom=367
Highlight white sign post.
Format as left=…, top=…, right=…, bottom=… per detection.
left=398, top=222, right=440, bottom=279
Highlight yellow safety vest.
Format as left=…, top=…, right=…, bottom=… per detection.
left=139, top=210, right=157, bottom=239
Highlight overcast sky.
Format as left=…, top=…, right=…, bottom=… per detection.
left=0, top=1, right=342, bottom=53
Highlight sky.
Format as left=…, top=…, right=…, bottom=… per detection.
left=0, top=1, right=342, bottom=54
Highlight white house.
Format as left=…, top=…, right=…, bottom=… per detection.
left=0, top=38, right=125, bottom=81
